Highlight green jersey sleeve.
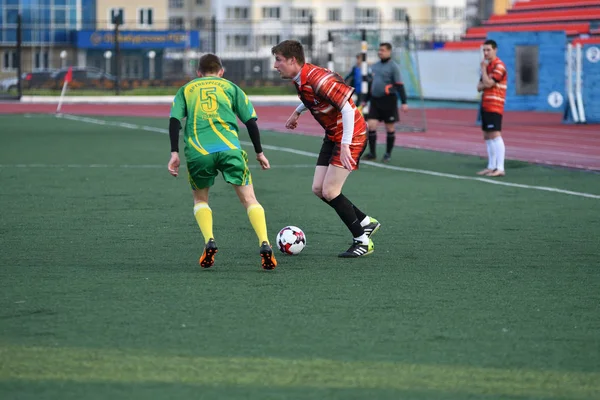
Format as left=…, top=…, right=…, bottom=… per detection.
left=170, top=87, right=187, bottom=122
left=232, top=85, right=257, bottom=123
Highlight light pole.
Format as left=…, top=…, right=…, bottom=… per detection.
left=147, top=50, right=156, bottom=80
left=60, top=50, right=68, bottom=68
left=104, top=50, right=112, bottom=74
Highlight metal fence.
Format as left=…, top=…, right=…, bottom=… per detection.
left=0, top=16, right=465, bottom=97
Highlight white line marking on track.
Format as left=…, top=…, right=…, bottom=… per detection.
left=56, top=114, right=600, bottom=200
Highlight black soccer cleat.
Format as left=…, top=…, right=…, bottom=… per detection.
left=382, top=153, right=391, bottom=163
left=199, top=238, right=218, bottom=268
left=338, top=239, right=374, bottom=258
left=363, top=153, right=377, bottom=161
left=260, top=241, right=278, bottom=270
left=363, top=217, right=381, bottom=239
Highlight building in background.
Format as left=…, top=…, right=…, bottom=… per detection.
left=1, top=0, right=471, bottom=82
left=203, top=0, right=468, bottom=59
left=166, top=0, right=213, bottom=75
left=179, top=0, right=467, bottom=81
left=77, top=0, right=176, bottom=79
left=0, top=0, right=199, bottom=80
left=0, top=0, right=95, bottom=79
left=467, top=0, right=515, bottom=28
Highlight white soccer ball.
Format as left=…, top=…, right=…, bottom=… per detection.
left=276, top=226, right=306, bottom=255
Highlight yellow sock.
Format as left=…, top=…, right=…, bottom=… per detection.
left=247, top=203, right=269, bottom=245
left=193, top=202, right=214, bottom=244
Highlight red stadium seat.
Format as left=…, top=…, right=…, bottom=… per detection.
left=485, top=8, right=600, bottom=25
left=443, top=41, right=484, bottom=51
left=446, top=0, right=598, bottom=51
left=512, top=0, right=600, bottom=11
left=462, top=23, right=590, bottom=39
left=572, top=37, right=600, bottom=46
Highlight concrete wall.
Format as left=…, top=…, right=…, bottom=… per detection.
left=487, top=31, right=567, bottom=112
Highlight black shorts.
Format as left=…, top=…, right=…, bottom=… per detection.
left=367, top=95, right=399, bottom=123
left=316, top=135, right=367, bottom=170
left=481, top=110, right=503, bottom=132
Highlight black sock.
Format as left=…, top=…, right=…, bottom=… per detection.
left=353, top=205, right=367, bottom=222
left=325, top=197, right=366, bottom=223
left=328, top=194, right=364, bottom=238
left=386, top=131, right=395, bottom=154
left=368, top=130, right=377, bottom=155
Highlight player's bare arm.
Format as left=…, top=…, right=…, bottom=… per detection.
left=285, top=111, right=300, bottom=130
left=480, top=62, right=496, bottom=88
left=168, top=152, right=180, bottom=177
left=286, top=103, right=307, bottom=130
left=256, top=152, right=270, bottom=170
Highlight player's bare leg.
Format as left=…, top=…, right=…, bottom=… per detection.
left=320, top=165, right=373, bottom=257
left=193, top=188, right=218, bottom=268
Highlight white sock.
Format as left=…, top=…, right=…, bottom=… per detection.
left=492, top=137, right=505, bottom=171
left=360, top=216, right=370, bottom=227
left=354, top=233, right=369, bottom=245
left=486, top=139, right=495, bottom=169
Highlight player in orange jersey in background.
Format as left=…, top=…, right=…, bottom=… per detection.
left=271, top=40, right=380, bottom=258
left=477, top=39, right=507, bottom=177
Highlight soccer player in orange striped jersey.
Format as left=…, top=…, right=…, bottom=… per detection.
left=271, top=40, right=380, bottom=258
left=477, top=39, right=507, bottom=177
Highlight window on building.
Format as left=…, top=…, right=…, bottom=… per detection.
left=355, top=8, right=378, bottom=23
left=34, top=50, right=49, bottom=69
left=108, top=8, right=124, bottom=27
left=516, top=45, right=539, bottom=95
left=454, top=7, right=465, bottom=19
left=393, top=8, right=407, bottom=21
left=327, top=8, right=341, bottom=22
left=257, top=34, right=280, bottom=47
left=226, top=7, right=249, bottom=19
left=262, top=7, right=280, bottom=20
left=169, top=17, right=184, bottom=29
left=7, top=9, right=19, bottom=24
left=2, top=50, right=18, bottom=71
left=196, top=0, right=204, bottom=4
left=138, top=8, right=154, bottom=28
left=291, top=8, right=312, bottom=23
left=54, top=9, right=67, bottom=25
left=226, top=34, right=249, bottom=49
left=432, top=7, right=449, bottom=20
left=169, top=0, right=184, bottom=8
left=195, top=17, right=205, bottom=29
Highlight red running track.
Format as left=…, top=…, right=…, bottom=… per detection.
left=2, top=102, right=599, bottom=170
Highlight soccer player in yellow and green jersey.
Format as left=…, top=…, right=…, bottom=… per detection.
left=167, top=53, right=277, bottom=270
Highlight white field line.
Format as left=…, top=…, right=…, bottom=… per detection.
left=0, top=163, right=315, bottom=169
left=55, top=114, right=600, bottom=200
